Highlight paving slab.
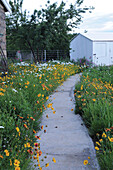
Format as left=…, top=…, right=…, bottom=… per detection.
left=32, top=74, right=100, bottom=170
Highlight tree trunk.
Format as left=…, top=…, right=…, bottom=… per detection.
left=27, top=40, right=37, bottom=64
left=37, top=48, right=40, bottom=63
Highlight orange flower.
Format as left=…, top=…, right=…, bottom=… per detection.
left=33, top=129, right=36, bottom=133
left=35, top=136, right=40, bottom=140
left=30, top=117, right=35, bottom=121
left=92, top=99, right=96, bottom=102
left=24, top=124, right=28, bottom=129
left=41, top=125, right=43, bottom=130
left=71, top=108, right=73, bottom=111
left=0, top=155, right=3, bottom=159
left=14, top=107, right=16, bottom=110
left=38, top=94, right=41, bottom=97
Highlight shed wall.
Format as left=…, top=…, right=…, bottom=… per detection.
left=93, top=41, right=113, bottom=66
left=70, top=34, right=93, bottom=62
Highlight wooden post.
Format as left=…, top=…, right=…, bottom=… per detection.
left=44, top=50, right=46, bottom=61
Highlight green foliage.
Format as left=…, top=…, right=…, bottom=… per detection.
left=6, top=0, right=92, bottom=62
left=75, top=65, right=113, bottom=169
left=0, top=61, right=81, bottom=169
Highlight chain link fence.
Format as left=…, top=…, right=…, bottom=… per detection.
left=7, top=49, right=70, bottom=63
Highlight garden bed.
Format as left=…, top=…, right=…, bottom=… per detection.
left=0, top=60, right=82, bottom=170
left=75, top=65, right=113, bottom=170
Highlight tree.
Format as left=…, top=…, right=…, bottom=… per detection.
left=6, top=0, right=93, bottom=63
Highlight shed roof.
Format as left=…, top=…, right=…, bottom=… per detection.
left=83, top=32, right=113, bottom=41
left=70, top=33, right=92, bottom=42
left=1, top=0, right=11, bottom=12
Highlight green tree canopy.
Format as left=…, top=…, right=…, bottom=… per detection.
left=6, top=0, right=93, bottom=62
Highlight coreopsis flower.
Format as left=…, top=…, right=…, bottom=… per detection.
left=0, top=155, right=3, bottom=159
left=83, top=160, right=88, bottom=165
left=45, top=163, right=49, bottom=167
left=95, top=146, right=99, bottom=150
left=14, top=159, right=20, bottom=166
left=4, top=149, right=9, bottom=156
left=16, top=127, right=20, bottom=132
left=52, top=157, right=56, bottom=163
left=41, top=125, right=43, bottom=130
left=38, top=94, right=41, bottom=97
left=15, top=167, right=20, bottom=170
left=34, top=143, right=39, bottom=147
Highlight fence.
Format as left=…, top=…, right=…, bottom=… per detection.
left=7, top=49, right=70, bottom=63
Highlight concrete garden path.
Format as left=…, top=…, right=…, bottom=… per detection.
left=33, top=74, right=100, bottom=170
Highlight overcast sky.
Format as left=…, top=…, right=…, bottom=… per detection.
left=8, top=0, right=113, bottom=38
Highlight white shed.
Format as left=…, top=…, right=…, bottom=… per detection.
left=70, top=33, right=93, bottom=62
left=70, top=33, right=113, bottom=66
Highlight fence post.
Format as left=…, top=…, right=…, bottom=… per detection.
left=31, top=51, right=33, bottom=64
left=57, top=50, right=59, bottom=60
left=44, top=50, right=46, bottom=61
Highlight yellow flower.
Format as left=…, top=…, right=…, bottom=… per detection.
left=77, top=95, right=81, bottom=98
left=24, top=144, right=27, bottom=148
left=95, top=146, right=99, bottom=150
left=83, top=160, right=88, bottom=165
left=45, top=163, right=49, bottom=167
left=46, top=96, right=49, bottom=100
left=99, top=139, right=103, bottom=142
left=109, top=137, right=113, bottom=142
left=15, top=167, right=20, bottom=170
left=81, top=85, right=83, bottom=90
left=96, top=142, right=101, bottom=146
left=27, top=143, right=31, bottom=147
left=92, top=99, right=96, bottom=102
left=102, top=133, right=107, bottom=138
left=4, top=150, right=9, bottom=156
left=14, top=159, right=20, bottom=167
left=10, top=159, right=12, bottom=166
left=16, top=127, right=20, bottom=132
left=52, top=157, right=56, bottom=163
left=42, top=94, right=44, bottom=97
left=0, top=92, right=4, bottom=96
left=25, top=86, right=28, bottom=88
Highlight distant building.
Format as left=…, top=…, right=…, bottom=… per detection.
left=70, top=33, right=113, bottom=66
left=0, top=0, right=11, bottom=57
left=70, top=33, right=93, bottom=63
